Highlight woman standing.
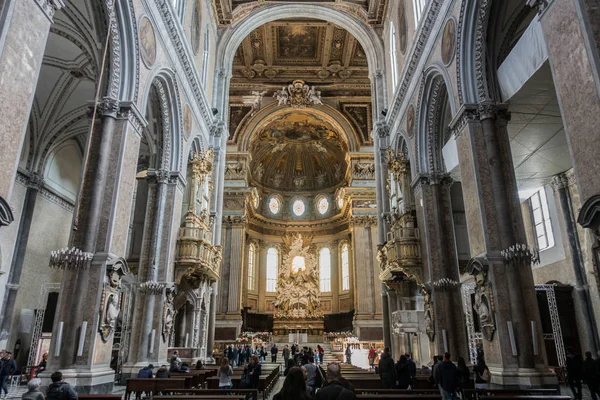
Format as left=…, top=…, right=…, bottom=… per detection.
left=244, top=356, right=262, bottom=400
left=395, top=355, right=412, bottom=389
left=368, top=347, right=376, bottom=371
left=217, top=357, right=233, bottom=389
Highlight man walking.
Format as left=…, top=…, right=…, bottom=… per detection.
left=283, top=345, right=290, bottom=364
left=0, top=352, right=16, bottom=399
left=434, top=352, right=459, bottom=400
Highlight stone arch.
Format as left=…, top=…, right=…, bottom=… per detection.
left=108, top=0, right=140, bottom=102
left=456, top=0, right=486, bottom=104
left=415, top=65, right=458, bottom=174
left=212, top=4, right=387, bottom=121
left=140, top=70, right=184, bottom=173
left=236, top=103, right=362, bottom=153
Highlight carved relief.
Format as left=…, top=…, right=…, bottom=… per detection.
left=274, top=80, right=323, bottom=108
left=162, top=285, right=176, bottom=344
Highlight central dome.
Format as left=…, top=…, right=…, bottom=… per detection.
left=249, top=110, right=348, bottom=192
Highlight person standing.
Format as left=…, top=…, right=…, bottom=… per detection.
left=273, top=367, right=313, bottom=400
left=405, top=353, right=417, bottom=385
left=46, top=372, right=78, bottom=400
left=21, top=378, right=44, bottom=400
left=345, top=344, right=353, bottom=365
left=567, top=347, right=583, bottom=400
left=244, top=356, right=262, bottom=400
left=217, top=357, right=233, bottom=389
left=233, top=346, right=239, bottom=367
left=395, top=355, right=412, bottom=389
left=283, top=345, right=291, bottom=364
left=0, top=352, right=16, bottom=399
left=434, top=352, right=459, bottom=400
left=317, top=345, right=324, bottom=365
left=316, top=363, right=356, bottom=400
left=378, top=348, right=397, bottom=389
left=302, top=356, right=317, bottom=396
left=368, top=347, right=376, bottom=371
left=271, top=343, right=278, bottom=363
left=583, top=351, right=599, bottom=400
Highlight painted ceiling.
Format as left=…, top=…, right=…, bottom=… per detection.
left=230, top=19, right=370, bottom=93
left=249, top=110, right=348, bottom=192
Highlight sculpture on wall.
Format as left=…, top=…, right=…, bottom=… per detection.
left=99, top=257, right=129, bottom=342
left=274, top=80, right=323, bottom=108
left=424, top=291, right=435, bottom=342
left=273, top=234, right=322, bottom=319
left=163, top=285, right=177, bottom=344
left=468, top=257, right=496, bottom=341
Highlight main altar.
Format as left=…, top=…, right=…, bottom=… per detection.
left=272, top=234, right=325, bottom=336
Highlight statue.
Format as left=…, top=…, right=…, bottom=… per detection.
left=424, top=292, right=435, bottom=342
left=468, top=257, right=496, bottom=341
left=162, top=286, right=176, bottom=344
left=99, top=257, right=129, bottom=342
left=273, top=80, right=323, bottom=108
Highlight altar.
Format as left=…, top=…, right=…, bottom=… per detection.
left=272, top=234, right=325, bottom=339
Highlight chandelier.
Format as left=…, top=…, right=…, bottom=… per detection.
left=274, top=80, right=323, bottom=108
left=49, top=247, right=93, bottom=270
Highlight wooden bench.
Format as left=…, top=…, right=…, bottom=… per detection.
left=355, top=389, right=442, bottom=395
left=125, top=378, right=186, bottom=400
left=479, top=397, right=570, bottom=400
left=463, top=388, right=560, bottom=400
left=152, top=396, right=245, bottom=400
left=356, top=395, right=441, bottom=399
left=79, top=395, right=123, bottom=400
left=153, top=389, right=259, bottom=397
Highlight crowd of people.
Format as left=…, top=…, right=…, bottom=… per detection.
left=376, top=347, right=490, bottom=400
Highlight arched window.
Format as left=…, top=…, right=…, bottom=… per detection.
left=247, top=244, right=255, bottom=290
left=319, top=248, right=331, bottom=292
left=389, top=23, right=398, bottom=88
left=412, top=0, right=427, bottom=25
left=202, top=24, right=210, bottom=85
left=266, top=247, right=278, bottom=292
left=341, top=244, right=350, bottom=291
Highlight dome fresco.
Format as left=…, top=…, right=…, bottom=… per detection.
left=250, top=110, right=348, bottom=192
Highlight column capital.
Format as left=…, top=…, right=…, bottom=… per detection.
left=526, top=0, right=554, bottom=17
left=550, top=171, right=576, bottom=192
left=34, top=0, right=65, bottom=21
left=147, top=169, right=178, bottom=184
left=449, top=102, right=510, bottom=136
left=478, top=101, right=510, bottom=122
left=350, top=215, right=377, bottom=228
left=117, top=101, right=148, bottom=136
left=374, top=121, right=391, bottom=139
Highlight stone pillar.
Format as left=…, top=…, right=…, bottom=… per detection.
left=206, top=282, right=217, bottom=360
left=0, top=174, right=42, bottom=340
left=381, top=286, right=391, bottom=350
left=551, top=174, right=600, bottom=352
left=412, top=174, right=468, bottom=359
left=257, top=242, right=267, bottom=313
left=330, top=243, right=340, bottom=314
left=452, top=103, right=553, bottom=385
left=45, top=99, right=146, bottom=392
left=530, top=0, right=600, bottom=206
left=0, top=0, right=64, bottom=201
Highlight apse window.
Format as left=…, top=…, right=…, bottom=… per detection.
left=317, top=197, right=329, bottom=215
left=341, top=244, right=350, bottom=291
left=266, top=247, right=278, bottom=292
left=293, top=199, right=305, bottom=216
left=530, top=188, right=555, bottom=251
left=247, top=244, right=255, bottom=290
left=320, top=248, right=331, bottom=292
left=269, top=197, right=281, bottom=214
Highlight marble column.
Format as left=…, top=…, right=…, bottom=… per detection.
left=330, top=243, right=340, bottom=314
left=452, top=103, right=553, bottom=385
left=0, top=174, right=43, bottom=340
left=381, top=286, right=391, bottom=350
left=226, top=217, right=247, bottom=316
left=45, top=99, right=146, bottom=392
left=551, top=174, right=599, bottom=352
left=412, top=174, right=467, bottom=359
left=0, top=0, right=64, bottom=201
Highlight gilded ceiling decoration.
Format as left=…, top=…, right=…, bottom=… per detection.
left=231, top=20, right=370, bottom=92
left=249, top=110, right=348, bottom=192
left=214, top=1, right=388, bottom=27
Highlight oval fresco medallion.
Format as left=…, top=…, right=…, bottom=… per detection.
left=183, top=104, right=192, bottom=140
left=441, top=18, right=456, bottom=66
left=407, top=104, right=415, bottom=138
left=139, top=16, right=156, bottom=68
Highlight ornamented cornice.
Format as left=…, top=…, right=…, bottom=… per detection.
left=225, top=215, right=248, bottom=228
left=350, top=215, right=378, bottom=228
left=117, top=101, right=148, bottom=136
left=156, top=0, right=214, bottom=128
left=387, top=0, right=442, bottom=123
left=34, top=0, right=65, bottom=21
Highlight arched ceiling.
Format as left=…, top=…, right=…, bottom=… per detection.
left=249, top=110, right=348, bottom=192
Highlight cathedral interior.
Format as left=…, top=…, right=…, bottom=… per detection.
left=1, top=0, right=600, bottom=395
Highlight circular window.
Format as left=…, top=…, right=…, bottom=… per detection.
left=292, top=199, right=306, bottom=216
left=317, top=197, right=329, bottom=215
left=268, top=197, right=281, bottom=214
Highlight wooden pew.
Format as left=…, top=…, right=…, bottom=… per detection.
left=355, top=389, right=442, bottom=395
left=463, top=388, right=560, bottom=400
left=153, top=389, right=259, bottom=397
left=356, top=395, right=441, bottom=400
left=79, top=395, right=123, bottom=400
left=125, top=378, right=186, bottom=400
left=479, top=397, right=570, bottom=400
left=152, top=396, right=245, bottom=400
